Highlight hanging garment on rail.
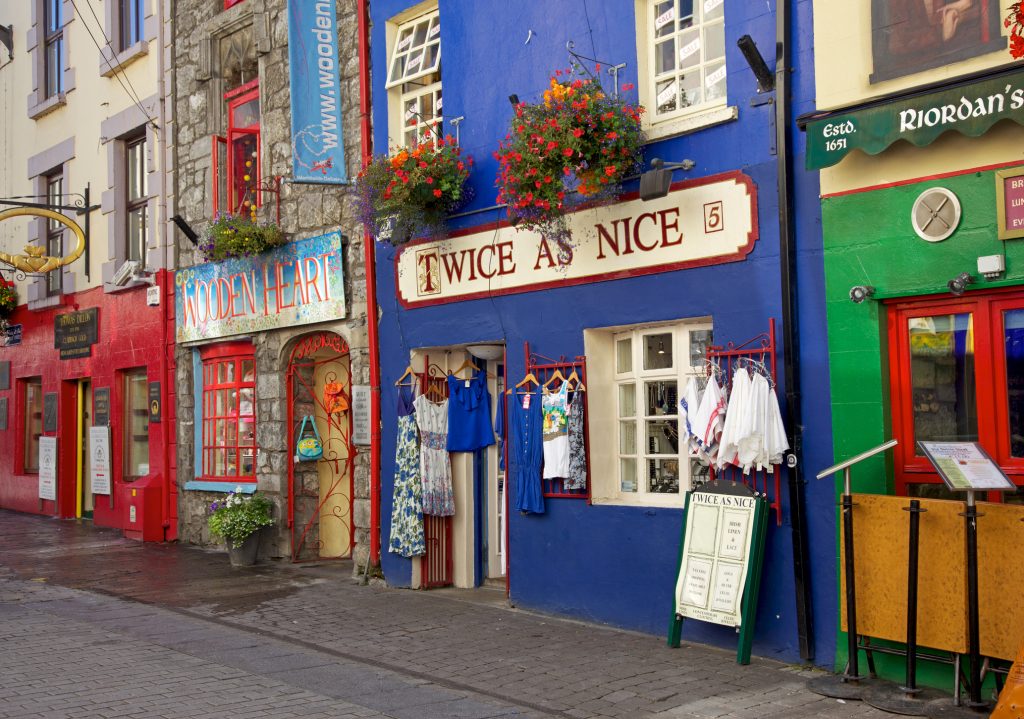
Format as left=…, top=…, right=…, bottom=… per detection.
left=542, top=382, right=571, bottom=479
left=446, top=371, right=495, bottom=452
left=511, top=387, right=544, bottom=514
left=414, top=394, right=455, bottom=516
left=690, top=374, right=726, bottom=463
left=678, top=377, right=702, bottom=456
left=565, top=389, right=587, bottom=490
left=389, top=385, right=426, bottom=557
left=494, top=390, right=507, bottom=471
left=717, top=367, right=789, bottom=473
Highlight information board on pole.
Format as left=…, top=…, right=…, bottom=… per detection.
left=668, top=482, right=769, bottom=665
left=38, top=437, right=57, bottom=501
left=918, top=441, right=1016, bottom=492
left=88, top=426, right=111, bottom=495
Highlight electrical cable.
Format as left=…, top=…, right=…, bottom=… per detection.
left=80, top=0, right=151, bottom=114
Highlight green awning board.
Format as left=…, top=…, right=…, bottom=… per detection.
left=805, top=67, right=1024, bottom=170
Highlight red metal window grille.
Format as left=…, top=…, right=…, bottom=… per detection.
left=521, top=342, right=591, bottom=500
left=888, top=288, right=1024, bottom=501
left=212, top=78, right=261, bottom=216
left=200, top=343, right=256, bottom=481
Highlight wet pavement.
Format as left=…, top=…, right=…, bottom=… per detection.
left=0, top=510, right=897, bottom=718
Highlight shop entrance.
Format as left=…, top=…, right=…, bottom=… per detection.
left=286, top=332, right=355, bottom=561
left=76, top=379, right=93, bottom=518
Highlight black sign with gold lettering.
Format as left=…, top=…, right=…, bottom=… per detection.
left=148, top=381, right=160, bottom=423
left=54, top=308, right=98, bottom=359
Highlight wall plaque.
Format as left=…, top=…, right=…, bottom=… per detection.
left=54, top=307, right=98, bottom=359
left=351, top=385, right=371, bottom=446
left=1, top=323, right=21, bottom=347
left=93, top=387, right=110, bottom=427
left=88, top=426, right=112, bottom=495
left=996, top=167, right=1024, bottom=241
left=43, top=392, right=57, bottom=433
left=0, top=397, right=7, bottom=430
left=148, top=381, right=161, bottom=423
left=38, top=436, right=57, bottom=501
left=0, top=360, right=9, bottom=390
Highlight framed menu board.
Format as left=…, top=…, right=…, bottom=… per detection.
left=918, top=441, right=1016, bottom=493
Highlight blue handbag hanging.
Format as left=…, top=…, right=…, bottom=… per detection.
left=295, top=415, right=324, bottom=460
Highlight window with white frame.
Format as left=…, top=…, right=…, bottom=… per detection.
left=386, top=8, right=442, bottom=147
left=45, top=171, right=63, bottom=296
left=640, top=0, right=726, bottom=126
left=44, top=0, right=64, bottom=98
left=587, top=321, right=713, bottom=505
left=119, top=0, right=144, bottom=52
left=125, top=133, right=148, bottom=264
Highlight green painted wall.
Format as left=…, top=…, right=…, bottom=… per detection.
left=821, top=163, right=1024, bottom=688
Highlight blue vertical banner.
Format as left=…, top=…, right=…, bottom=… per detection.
left=287, top=0, right=348, bottom=184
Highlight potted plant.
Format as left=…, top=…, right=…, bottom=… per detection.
left=495, top=70, right=645, bottom=254
left=207, top=487, right=274, bottom=566
left=356, top=135, right=473, bottom=245
left=199, top=213, right=285, bottom=263
left=0, top=281, right=17, bottom=319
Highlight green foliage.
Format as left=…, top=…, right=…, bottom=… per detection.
left=0, top=283, right=17, bottom=317
left=207, top=488, right=274, bottom=544
left=200, top=214, right=284, bottom=262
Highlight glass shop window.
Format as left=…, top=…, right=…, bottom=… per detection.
left=23, top=379, right=43, bottom=473
left=123, top=370, right=150, bottom=480
left=201, top=344, right=256, bottom=481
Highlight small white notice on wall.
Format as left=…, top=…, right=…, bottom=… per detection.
left=38, top=437, right=57, bottom=501
left=89, top=426, right=112, bottom=495
left=352, top=385, right=371, bottom=446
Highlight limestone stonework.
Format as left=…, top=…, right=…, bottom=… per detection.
left=172, top=0, right=369, bottom=570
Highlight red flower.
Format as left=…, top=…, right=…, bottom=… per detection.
left=563, top=147, right=574, bottom=157
left=621, top=82, right=635, bottom=92
left=604, top=165, right=617, bottom=176
left=425, top=176, right=434, bottom=184
left=572, top=127, right=584, bottom=138
left=433, top=189, right=443, bottom=198
left=457, top=161, right=465, bottom=170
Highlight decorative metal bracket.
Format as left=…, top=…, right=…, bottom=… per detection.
left=565, top=40, right=629, bottom=98
left=0, top=186, right=99, bottom=280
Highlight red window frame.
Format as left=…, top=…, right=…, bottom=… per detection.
left=224, top=0, right=246, bottom=8
left=212, top=78, right=261, bottom=216
left=888, top=288, right=1024, bottom=499
left=200, top=341, right=256, bottom=482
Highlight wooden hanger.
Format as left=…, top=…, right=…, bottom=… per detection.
left=506, top=372, right=540, bottom=394
left=566, top=368, right=586, bottom=392
left=543, top=369, right=566, bottom=392
left=449, top=357, right=480, bottom=379
left=394, top=365, right=416, bottom=386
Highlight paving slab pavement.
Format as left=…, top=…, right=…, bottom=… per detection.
left=0, top=510, right=901, bottom=718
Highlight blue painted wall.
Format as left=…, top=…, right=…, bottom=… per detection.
left=369, top=0, right=836, bottom=665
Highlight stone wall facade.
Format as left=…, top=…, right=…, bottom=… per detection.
left=172, top=0, right=369, bottom=569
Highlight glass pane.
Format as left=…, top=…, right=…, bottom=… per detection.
left=680, top=0, right=695, bottom=23
left=644, top=332, right=673, bottom=370
left=678, top=28, right=700, bottom=69
left=46, top=0, right=62, bottom=33
left=226, top=450, right=238, bottom=476
left=620, top=457, right=637, bottom=493
left=46, top=40, right=62, bottom=95
left=231, top=98, right=260, bottom=129
left=649, top=458, right=680, bottom=494
left=125, top=372, right=149, bottom=478
left=616, top=338, right=632, bottom=373
left=703, top=0, right=724, bottom=22
left=645, top=381, right=678, bottom=416
left=216, top=389, right=226, bottom=416
left=227, top=389, right=238, bottom=414
left=241, top=449, right=255, bottom=475
left=127, top=139, right=145, bottom=200
left=704, top=60, right=727, bottom=102
left=241, top=359, right=255, bottom=382
left=618, top=383, right=635, bottom=418
left=214, top=449, right=226, bottom=476
left=680, top=72, right=701, bottom=108
left=690, top=457, right=710, bottom=488
left=128, top=207, right=146, bottom=263
left=239, top=419, right=255, bottom=446
left=703, top=22, right=725, bottom=61
left=689, top=329, right=713, bottom=367
left=909, top=313, right=977, bottom=449
left=620, top=421, right=637, bottom=455
left=215, top=420, right=225, bottom=444
left=906, top=482, right=958, bottom=501
left=24, top=382, right=43, bottom=471
left=239, top=387, right=254, bottom=416
left=226, top=421, right=237, bottom=445
left=653, top=1, right=674, bottom=37
left=655, top=39, right=676, bottom=75
left=656, top=78, right=679, bottom=113
left=1005, top=309, right=1024, bottom=457
left=647, top=419, right=680, bottom=455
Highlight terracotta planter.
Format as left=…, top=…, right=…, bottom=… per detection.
left=226, top=532, right=260, bottom=567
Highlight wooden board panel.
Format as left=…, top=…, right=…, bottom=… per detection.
left=978, top=501, right=1024, bottom=660
left=841, top=494, right=968, bottom=654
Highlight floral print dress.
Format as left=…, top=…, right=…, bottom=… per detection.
left=389, top=386, right=425, bottom=557
left=414, top=394, right=455, bottom=516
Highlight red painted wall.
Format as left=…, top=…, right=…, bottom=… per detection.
left=0, top=271, right=177, bottom=541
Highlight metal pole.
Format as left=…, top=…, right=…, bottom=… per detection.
left=903, top=500, right=923, bottom=693
left=842, top=467, right=860, bottom=680
left=964, top=490, right=982, bottom=707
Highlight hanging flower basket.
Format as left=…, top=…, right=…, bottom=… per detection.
left=0, top=281, right=17, bottom=319
left=1007, top=3, right=1024, bottom=58
left=495, top=71, right=645, bottom=250
left=356, top=136, right=473, bottom=245
left=199, top=213, right=284, bottom=263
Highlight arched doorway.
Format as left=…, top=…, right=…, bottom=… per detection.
left=286, top=332, right=355, bottom=561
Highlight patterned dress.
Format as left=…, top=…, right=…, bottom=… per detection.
left=565, top=390, right=587, bottom=490
left=389, top=387, right=425, bottom=557
left=414, top=394, right=455, bottom=516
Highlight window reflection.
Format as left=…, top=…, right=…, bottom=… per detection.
left=909, top=313, right=978, bottom=449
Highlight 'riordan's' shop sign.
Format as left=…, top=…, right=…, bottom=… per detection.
left=394, top=171, right=757, bottom=308
left=175, top=231, right=345, bottom=343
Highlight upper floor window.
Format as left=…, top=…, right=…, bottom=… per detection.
left=119, top=0, right=144, bottom=51
left=386, top=9, right=442, bottom=147
left=213, top=79, right=261, bottom=216
left=44, top=0, right=64, bottom=97
left=640, top=0, right=726, bottom=127
left=45, top=171, right=63, bottom=296
left=125, top=134, right=148, bottom=263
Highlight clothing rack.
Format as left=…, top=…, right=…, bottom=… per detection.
left=705, top=318, right=783, bottom=525
left=524, top=341, right=591, bottom=501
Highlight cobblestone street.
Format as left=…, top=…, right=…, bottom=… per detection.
left=0, top=510, right=893, bottom=718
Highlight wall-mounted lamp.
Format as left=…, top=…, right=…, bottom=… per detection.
left=947, top=272, right=974, bottom=296
left=0, top=24, right=13, bottom=61
left=640, top=158, right=696, bottom=201
left=737, top=35, right=774, bottom=93
left=849, top=285, right=875, bottom=304
left=508, top=94, right=520, bottom=107
left=171, top=214, right=199, bottom=245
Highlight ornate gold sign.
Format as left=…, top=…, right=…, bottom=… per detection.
left=0, top=207, right=86, bottom=274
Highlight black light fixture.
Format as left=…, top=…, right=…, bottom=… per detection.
left=737, top=35, right=774, bottom=93
left=171, top=214, right=199, bottom=245
left=657, top=338, right=666, bottom=355
left=508, top=94, right=520, bottom=107
left=639, top=158, right=696, bottom=201
left=948, top=272, right=974, bottom=296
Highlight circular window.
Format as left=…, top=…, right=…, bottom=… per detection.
left=911, top=187, right=961, bottom=243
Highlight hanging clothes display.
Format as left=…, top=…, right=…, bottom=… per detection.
left=414, top=394, right=455, bottom=516
left=389, top=385, right=426, bottom=557
left=494, top=390, right=507, bottom=471
left=511, top=387, right=544, bottom=514
left=446, top=371, right=495, bottom=451
left=565, top=389, right=587, bottom=490
left=542, top=381, right=570, bottom=479
left=678, top=377, right=703, bottom=456
left=690, top=374, right=726, bottom=463
left=716, top=364, right=789, bottom=474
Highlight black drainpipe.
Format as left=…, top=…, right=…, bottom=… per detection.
left=776, top=0, right=815, bottom=662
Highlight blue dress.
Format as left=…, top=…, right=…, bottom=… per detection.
left=389, top=386, right=426, bottom=557
left=446, top=372, right=495, bottom=451
left=510, top=388, right=544, bottom=514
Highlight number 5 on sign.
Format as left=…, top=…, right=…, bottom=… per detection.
left=704, top=201, right=724, bottom=233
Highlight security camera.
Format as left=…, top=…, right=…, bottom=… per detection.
left=947, top=272, right=974, bottom=296
left=111, top=260, right=141, bottom=287
left=849, top=285, right=875, bottom=304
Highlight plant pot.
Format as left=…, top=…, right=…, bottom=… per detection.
left=226, top=532, right=260, bottom=567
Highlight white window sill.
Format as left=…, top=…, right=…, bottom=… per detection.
left=590, top=494, right=685, bottom=510
left=28, top=93, right=67, bottom=120
left=100, top=41, right=149, bottom=77
left=644, top=104, right=738, bottom=142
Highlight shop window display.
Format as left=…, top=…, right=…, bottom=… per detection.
left=200, top=345, right=256, bottom=481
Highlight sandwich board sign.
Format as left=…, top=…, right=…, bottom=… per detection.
left=668, top=481, right=769, bottom=665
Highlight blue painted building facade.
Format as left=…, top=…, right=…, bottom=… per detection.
left=370, top=0, right=837, bottom=665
